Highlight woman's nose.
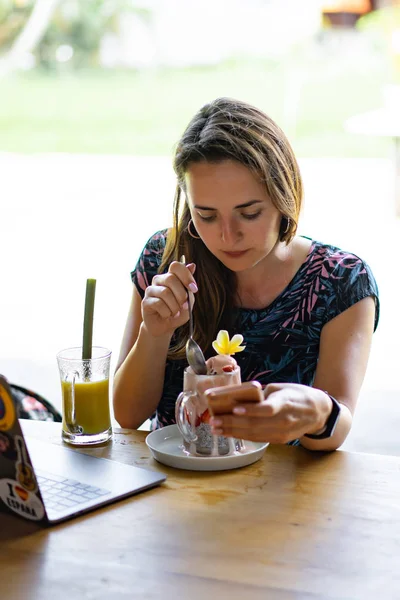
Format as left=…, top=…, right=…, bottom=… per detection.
left=220, top=218, right=241, bottom=244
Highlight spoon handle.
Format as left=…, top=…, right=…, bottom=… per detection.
left=187, top=284, right=194, bottom=339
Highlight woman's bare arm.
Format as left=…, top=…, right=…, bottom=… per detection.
left=113, top=261, right=198, bottom=429
left=210, top=296, right=376, bottom=451
left=113, top=287, right=172, bottom=429
left=301, top=295, right=376, bottom=451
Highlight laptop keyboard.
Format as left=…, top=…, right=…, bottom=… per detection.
left=35, top=468, right=110, bottom=516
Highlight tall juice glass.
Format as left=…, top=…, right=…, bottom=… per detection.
left=56, top=346, right=112, bottom=445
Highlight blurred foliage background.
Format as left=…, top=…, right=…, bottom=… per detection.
left=2, top=2, right=400, bottom=427
left=0, top=0, right=399, bottom=156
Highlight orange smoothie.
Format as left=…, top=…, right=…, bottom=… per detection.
left=61, top=379, right=111, bottom=435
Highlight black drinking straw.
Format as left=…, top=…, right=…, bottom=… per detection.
left=82, top=279, right=96, bottom=360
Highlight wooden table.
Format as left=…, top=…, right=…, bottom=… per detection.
left=1, top=421, right=400, bottom=599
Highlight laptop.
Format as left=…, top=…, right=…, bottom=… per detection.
left=0, top=374, right=166, bottom=525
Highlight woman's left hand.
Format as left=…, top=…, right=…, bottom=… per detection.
left=209, top=383, right=331, bottom=444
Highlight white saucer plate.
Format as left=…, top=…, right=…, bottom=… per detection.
left=145, top=425, right=269, bottom=471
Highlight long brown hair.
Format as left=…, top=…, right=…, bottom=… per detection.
left=160, top=97, right=303, bottom=360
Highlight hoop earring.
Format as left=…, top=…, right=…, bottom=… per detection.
left=282, top=217, right=291, bottom=234
left=187, top=219, right=201, bottom=239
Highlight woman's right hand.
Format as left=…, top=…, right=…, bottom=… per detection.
left=141, top=261, right=197, bottom=338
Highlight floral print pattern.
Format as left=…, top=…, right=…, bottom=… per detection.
left=131, top=230, right=379, bottom=430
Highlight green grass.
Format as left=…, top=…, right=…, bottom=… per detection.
left=0, top=60, right=392, bottom=157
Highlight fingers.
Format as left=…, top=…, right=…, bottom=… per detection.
left=143, top=295, right=183, bottom=320
left=209, top=412, right=272, bottom=443
left=230, top=403, right=271, bottom=419
left=143, top=261, right=197, bottom=320
left=214, top=396, right=282, bottom=423
left=168, top=260, right=198, bottom=293
left=209, top=400, right=276, bottom=438
left=209, top=386, right=316, bottom=444
left=233, top=393, right=283, bottom=418
left=209, top=392, right=287, bottom=439
left=146, top=277, right=186, bottom=317
left=263, top=382, right=300, bottom=398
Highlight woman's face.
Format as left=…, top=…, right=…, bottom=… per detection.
left=184, top=159, right=282, bottom=272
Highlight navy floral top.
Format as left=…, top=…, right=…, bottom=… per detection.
left=132, top=230, right=379, bottom=430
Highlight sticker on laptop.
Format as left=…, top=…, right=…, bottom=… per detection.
left=14, top=435, right=38, bottom=492
left=0, top=381, right=16, bottom=432
left=0, top=432, right=17, bottom=460
left=0, top=478, right=45, bottom=521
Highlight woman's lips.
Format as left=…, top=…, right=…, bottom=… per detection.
left=222, top=250, right=249, bottom=258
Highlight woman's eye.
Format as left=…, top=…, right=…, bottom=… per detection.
left=197, top=213, right=216, bottom=222
left=241, top=211, right=262, bottom=220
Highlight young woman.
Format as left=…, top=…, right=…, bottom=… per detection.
left=113, top=97, right=379, bottom=451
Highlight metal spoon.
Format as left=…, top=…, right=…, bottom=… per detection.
left=181, top=256, right=208, bottom=375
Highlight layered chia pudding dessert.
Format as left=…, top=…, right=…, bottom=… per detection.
left=176, top=331, right=245, bottom=457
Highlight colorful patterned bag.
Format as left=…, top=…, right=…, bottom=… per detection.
left=9, top=383, right=62, bottom=422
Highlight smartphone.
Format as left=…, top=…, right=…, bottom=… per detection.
left=205, top=381, right=263, bottom=416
